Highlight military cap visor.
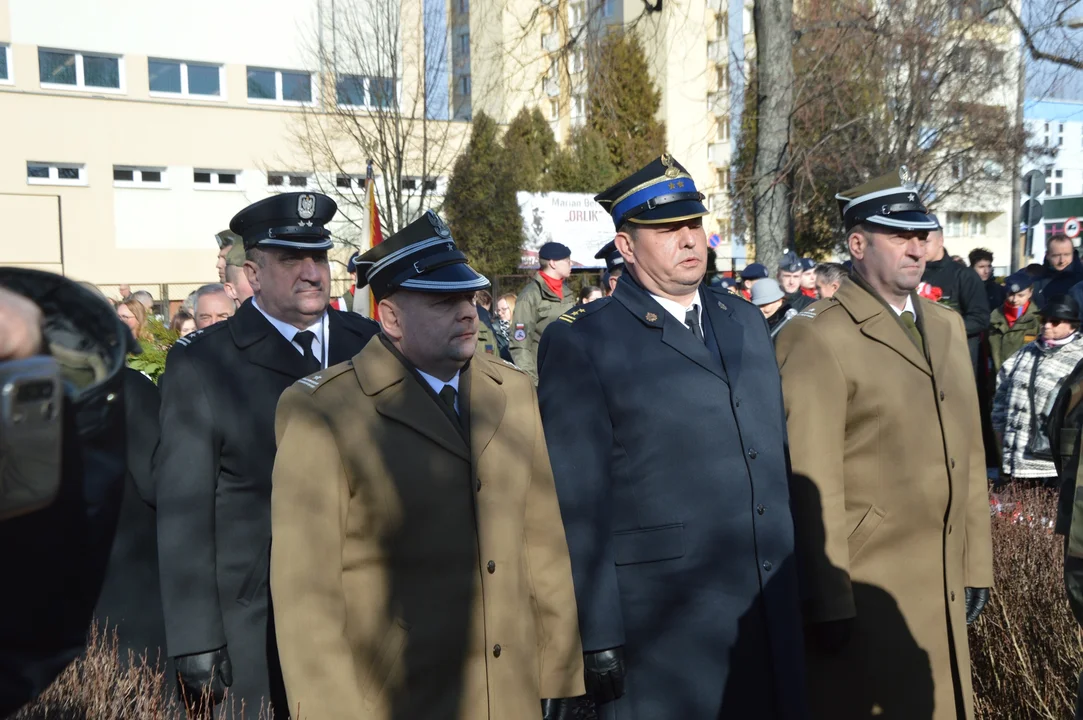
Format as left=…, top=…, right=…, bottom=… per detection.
left=355, top=210, right=490, bottom=302
left=594, top=240, right=625, bottom=272
left=836, top=167, right=937, bottom=232
left=595, top=155, right=708, bottom=230
left=230, top=192, right=337, bottom=251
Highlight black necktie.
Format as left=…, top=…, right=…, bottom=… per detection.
left=685, top=307, right=704, bottom=344
left=439, top=385, right=460, bottom=422
left=293, top=330, right=321, bottom=373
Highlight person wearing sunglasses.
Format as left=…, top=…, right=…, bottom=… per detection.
left=992, top=294, right=1083, bottom=488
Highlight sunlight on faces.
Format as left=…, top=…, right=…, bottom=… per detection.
left=179, top=317, right=197, bottom=337
left=1048, top=239, right=1074, bottom=272
left=778, top=270, right=802, bottom=295
left=801, top=269, right=817, bottom=289
left=216, top=246, right=230, bottom=283
left=544, top=256, right=573, bottom=280
left=244, top=248, right=330, bottom=329
left=380, top=290, right=479, bottom=381
left=1007, top=286, right=1032, bottom=308
left=496, top=298, right=511, bottom=322
left=972, top=259, right=993, bottom=281
left=615, top=218, right=706, bottom=302
left=195, top=291, right=236, bottom=329
left=815, top=278, right=841, bottom=299
left=849, top=226, right=928, bottom=304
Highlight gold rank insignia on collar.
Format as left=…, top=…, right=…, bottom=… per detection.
left=645, top=312, right=658, bottom=322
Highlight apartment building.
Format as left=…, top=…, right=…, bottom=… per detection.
left=1022, top=98, right=1083, bottom=258
left=0, top=0, right=461, bottom=292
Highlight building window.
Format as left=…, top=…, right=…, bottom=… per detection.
left=113, top=166, right=166, bottom=187
left=1055, top=183, right=1063, bottom=196
left=402, top=177, right=418, bottom=191
left=26, top=161, right=86, bottom=186
left=0, top=44, right=11, bottom=83
left=569, top=1, right=586, bottom=27
left=459, top=0, right=469, bottom=11
left=194, top=169, right=240, bottom=188
left=461, top=75, right=471, bottom=95
left=716, top=66, right=729, bottom=92
left=39, top=48, right=123, bottom=91
left=550, top=99, right=560, bottom=120
left=336, top=174, right=367, bottom=189
left=968, top=213, right=986, bottom=236
left=149, top=59, right=223, bottom=97
left=571, top=94, right=586, bottom=120
left=268, top=172, right=310, bottom=188
left=950, top=158, right=967, bottom=181
left=945, top=212, right=963, bottom=236
left=717, top=117, right=730, bottom=142
left=247, top=67, right=313, bottom=104
left=602, top=0, right=616, bottom=17
left=571, top=49, right=585, bottom=74
left=336, top=74, right=396, bottom=108
left=459, top=33, right=470, bottom=54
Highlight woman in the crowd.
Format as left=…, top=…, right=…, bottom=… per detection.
left=988, top=270, right=1041, bottom=375
left=992, top=294, right=1083, bottom=488
left=116, top=297, right=151, bottom=343
left=578, top=285, right=604, bottom=304
left=169, top=310, right=197, bottom=338
left=494, top=293, right=516, bottom=348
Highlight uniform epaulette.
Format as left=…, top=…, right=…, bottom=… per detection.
left=173, top=320, right=228, bottom=348
left=293, top=361, right=354, bottom=394
left=558, top=298, right=610, bottom=324
left=792, top=297, right=840, bottom=322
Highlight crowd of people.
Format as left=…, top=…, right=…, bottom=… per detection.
left=8, top=156, right=1083, bottom=720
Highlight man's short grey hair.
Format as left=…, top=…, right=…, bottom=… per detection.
left=814, top=262, right=848, bottom=286
left=131, top=289, right=154, bottom=307
left=246, top=247, right=266, bottom=267
left=194, top=283, right=229, bottom=304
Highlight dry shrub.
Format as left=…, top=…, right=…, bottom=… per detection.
left=11, top=622, right=273, bottom=720
left=970, top=486, right=1083, bottom=719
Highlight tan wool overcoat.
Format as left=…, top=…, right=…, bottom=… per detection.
left=775, top=278, right=993, bottom=720
left=270, top=337, right=584, bottom=720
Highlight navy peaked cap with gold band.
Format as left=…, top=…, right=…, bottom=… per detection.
left=230, top=192, right=337, bottom=251
left=594, top=154, right=708, bottom=230
left=836, top=166, right=938, bottom=232
left=355, top=210, right=490, bottom=302
left=594, top=240, right=624, bottom=272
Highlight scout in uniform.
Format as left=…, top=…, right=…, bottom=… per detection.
left=537, top=155, right=807, bottom=719
left=509, top=242, right=574, bottom=383
left=988, top=270, right=1041, bottom=374
left=775, top=168, right=994, bottom=720
left=269, top=210, right=585, bottom=720
left=155, top=193, right=380, bottom=715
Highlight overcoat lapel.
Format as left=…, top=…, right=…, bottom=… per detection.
left=613, top=276, right=727, bottom=382
left=327, top=309, right=370, bottom=365
left=835, top=279, right=932, bottom=376
left=702, top=291, right=741, bottom=387
left=467, top=360, right=506, bottom=469
left=229, top=299, right=313, bottom=379
left=355, top=339, right=470, bottom=461
left=916, top=299, right=954, bottom=380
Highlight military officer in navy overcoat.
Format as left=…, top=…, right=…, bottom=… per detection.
left=154, top=192, right=380, bottom=715
left=537, top=155, right=807, bottom=720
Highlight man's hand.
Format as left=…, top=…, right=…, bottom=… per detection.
left=541, top=698, right=580, bottom=720
left=0, top=287, right=43, bottom=361
left=584, top=647, right=625, bottom=704
left=175, top=647, right=233, bottom=707
left=965, top=587, right=990, bottom=624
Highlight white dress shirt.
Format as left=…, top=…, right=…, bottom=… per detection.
left=649, top=290, right=704, bottom=333
left=416, top=369, right=462, bottom=413
left=888, top=294, right=917, bottom=317
left=252, top=299, right=330, bottom=369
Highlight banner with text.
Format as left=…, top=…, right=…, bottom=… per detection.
left=517, top=191, right=615, bottom=270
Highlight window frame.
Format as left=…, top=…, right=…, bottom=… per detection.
left=335, top=74, right=399, bottom=110
left=113, top=165, right=168, bottom=188
left=267, top=172, right=312, bottom=189
left=0, top=43, right=12, bottom=85
left=38, top=47, right=125, bottom=94
left=26, top=161, right=87, bottom=187
left=246, top=66, right=316, bottom=107
left=193, top=168, right=242, bottom=191
left=148, top=58, right=226, bottom=100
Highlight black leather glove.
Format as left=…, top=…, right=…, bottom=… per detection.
left=584, top=647, right=626, bottom=705
left=806, top=618, right=853, bottom=653
left=541, top=697, right=579, bottom=720
left=175, top=647, right=233, bottom=707
left=965, top=587, right=990, bottom=624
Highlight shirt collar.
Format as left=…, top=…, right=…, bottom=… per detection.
left=416, top=368, right=461, bottom=395
left=888, top=294, right=916, bottom=317
left=648, top=289, right=703, bottom=326
left=252, top=298, right=325, bottom=340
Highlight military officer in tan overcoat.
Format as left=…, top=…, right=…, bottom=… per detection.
left=775, top=169, right=993, bottom=720
left=270, top=210, right=585, bottom=720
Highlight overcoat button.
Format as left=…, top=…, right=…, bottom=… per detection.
left=950, top=591, right=956, bottom=601
left=487, top=561, right=496, bottom=573
left=940, top=390, right=946, bottom=401
left=748, top=448, right=758, bottom=459
left=950, top=458, right=956, bottom=468
left=762, top=560, right=772, bottom=571
left=757, top=504, right=766, bottom=515
left=493, top=644, right=501, bottom=657
left=476, top=479, right=481, bottom=491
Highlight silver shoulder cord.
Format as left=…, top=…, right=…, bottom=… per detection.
left=321, top=312, right=328, bottom=369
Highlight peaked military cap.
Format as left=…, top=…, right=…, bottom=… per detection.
left=779, top=250, right=803, bottom=273
left=229, top=192, right=337, bottom=251
left=594, top=153, right=708, bottom=230
left=355, top=210, right=490, bottom=301
left=215, top=229, right=241, bottom=249
left=594, top=240, right=625, bottom=272
left=836, top=166, right=937, bottom=232
left=347, top=251, right=360, bottom=274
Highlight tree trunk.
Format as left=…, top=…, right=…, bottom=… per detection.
left=751, top=0, right=794, bottom=273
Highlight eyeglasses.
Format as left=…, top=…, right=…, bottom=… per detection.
left=1042, top=317, right=1071, bottom=326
